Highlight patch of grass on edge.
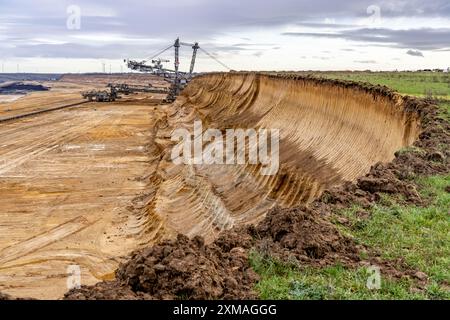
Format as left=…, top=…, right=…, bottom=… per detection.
left=341, top=175, right=448, bottom=277
left=396, top=146, right=426, bottom=156
left=250, top=174, right=450, bottom=300
left=249, top=252, right=428, bottom=300
left=437, top=100, right=450, bottom=121
left=316, top=71, right=450, bottom=99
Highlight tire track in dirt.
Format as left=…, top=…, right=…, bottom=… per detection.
left=0, top=216, right=92, bottom=266
left=0, top=100, right=160, bottom=299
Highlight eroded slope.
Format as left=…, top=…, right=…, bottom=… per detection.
left=142, top=73, right=421, bottom=242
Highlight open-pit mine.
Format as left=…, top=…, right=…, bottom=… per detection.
left=0, top=72, right=421, bottom=299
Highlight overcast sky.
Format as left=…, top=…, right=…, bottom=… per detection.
left=0, top=0, right=449, bottom=73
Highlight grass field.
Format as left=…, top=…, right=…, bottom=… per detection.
left=251, top=72, right=450, bottom=300
left=313, top=71, right=450, bottom=100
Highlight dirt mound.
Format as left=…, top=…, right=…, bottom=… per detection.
left=65, top=207, right=359, bottom=300
left=66, top=234, right=258, bottom=300
left=116, top=234, right=258, bottom=300
left=251, top=207, right=360, bottom=265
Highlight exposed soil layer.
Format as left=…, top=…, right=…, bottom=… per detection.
left=64, top=73, right=448, bottom=300
left=138, top=72, right=421, bottom=243
left=320, top=95, right=449, bottom=209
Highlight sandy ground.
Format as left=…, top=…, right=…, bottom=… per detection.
left=0, top=82, right=86, bottom=120
left=0, top=80, right=166, bottom=299
left=0, top=95, right=25, bottom=103
left=0, top=74, right=166, bottom=120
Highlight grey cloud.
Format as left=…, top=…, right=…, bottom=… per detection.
left=354, top=60, right=377, bottom=63
left=0, top=0, right=449, bottom=59
left=232, top=43, right=276, bottom=47
left=368, top=0, right=450, bottom=18
left=406, top=49, right=424, bottom=57
left=295, top=22, right=355, bottom=29
left=282, top=28, right=450, bottom=50
left=0, top=43, right=147, bottom=59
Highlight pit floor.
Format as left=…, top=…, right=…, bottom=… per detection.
left=0, top=90, right=163, bottom=299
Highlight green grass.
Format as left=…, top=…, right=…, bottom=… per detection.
left=438, top=101, right=450, bottom=121
left=396, top=146, right=426, bottom=157
left=338, top=175, right=449, bottom=286
left=313, top=71, right=450, bottom=120
left=312, top=71, right=450, bottom=99
left=250, top=254, right=431, bottom=300
left=250, top=174, right=450, bottom=300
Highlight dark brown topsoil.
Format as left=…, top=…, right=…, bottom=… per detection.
left=9, top=74, right=450, bottom=300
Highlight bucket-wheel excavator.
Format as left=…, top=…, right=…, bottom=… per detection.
left=125, top=38, right=230, bottom=102
left=82, top=38, right=230, bottom=103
